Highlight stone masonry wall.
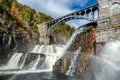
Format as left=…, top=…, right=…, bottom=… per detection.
left=37, top=23, right=50, bottom=45
left=96, top=24, right=120, bottom=43
left=96, top=24, right=120, bottom=53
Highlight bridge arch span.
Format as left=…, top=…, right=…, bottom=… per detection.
left=46, top=4, right=98, bottom=33
left=50, top=16, right=96, bottom=28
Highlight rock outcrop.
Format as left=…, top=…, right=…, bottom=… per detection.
left=22, top=53, right=45, bottom=68
left=53, top=58, right=70, bottom=74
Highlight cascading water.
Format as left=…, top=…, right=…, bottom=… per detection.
left=29, top=44, right=65, bottom=71
left=66, top=47, right=81, bottom=76
left=1, top=29, right=120, bottom=80
left=30, top=55, right=41, bottom=70
left=19, top=54, right=28, bottom=69
left=0, top=44, right=65, bottom=75
left=26, top=30, right=83, bottom=72
left=64, top=29, right=82, bottom=51
left=65, top=31, right=88, bottom=76
left=0, top=53, right=23, bottom=70
left=0, top=28, right=83, bottom=75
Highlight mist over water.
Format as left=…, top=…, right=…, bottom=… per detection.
left=84, top=41, right=120, bottom=80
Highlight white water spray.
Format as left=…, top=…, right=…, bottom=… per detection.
left=66, top=47, right=81, bottom=76
left=84, top=41, right=120, bottom=80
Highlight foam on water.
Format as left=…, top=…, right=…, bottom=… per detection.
left=0, top=70, right=52, bottom=75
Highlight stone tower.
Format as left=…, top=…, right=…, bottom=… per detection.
left=97, top=0, right=120, bottom=27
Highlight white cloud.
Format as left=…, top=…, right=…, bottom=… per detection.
left=17, top=0, right=89, bottom=18
left=17, top=0, right=73, bottom=18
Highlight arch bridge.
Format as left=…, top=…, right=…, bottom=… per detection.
left=46, top=4, right=98, bottom=30
left=37, top=4, right=98, bottom=45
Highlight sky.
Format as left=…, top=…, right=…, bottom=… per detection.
left=17, top=0, right=97, bottom=28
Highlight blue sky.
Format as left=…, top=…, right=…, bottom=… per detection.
left=70, top=0, right=97, bottom=10
left=17, top=0, right=97, bottom=27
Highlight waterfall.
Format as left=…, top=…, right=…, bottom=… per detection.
left=0, top=44, right=65, bottom=72
left=38, top=55, right=58, bottom=71
left=55, top=29, right=83, bottom=60
left=23, top=44, right=65, bottom=71
left=19, top=54, right=28, bottom=69
left=0, top=53, right=23, bottom=70
left=64, top=29, right=82, bottom=51
left=30, top=55, right=41, bottom=70
left=66, top=47, right=81, bottom=76
left=0, top=29, right=83, bottom=74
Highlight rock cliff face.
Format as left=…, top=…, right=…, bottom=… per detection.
left=53, top=30, right=96, bottom=76
left=70, top=30, right=96, bottom=54
left=0, top=10, right=39, bottom=65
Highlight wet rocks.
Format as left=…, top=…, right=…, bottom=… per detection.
left=70, top=30, right=96, bottom=54
left=23, top=53, right=45, bottom=67
left=53, top=57, right=70, bottom=74
left=75, top=54, right=89, bottom=76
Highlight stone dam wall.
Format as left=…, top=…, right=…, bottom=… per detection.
left=96, top=24, right=120, bottom=53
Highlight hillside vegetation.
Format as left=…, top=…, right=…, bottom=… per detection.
left=0, top=0, right=74, bottom=36
left=0, top=0, right=74, bottom=60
